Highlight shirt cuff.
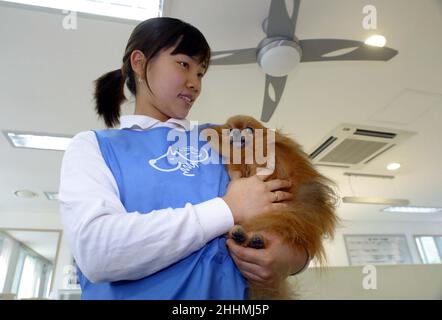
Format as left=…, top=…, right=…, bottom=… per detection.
left=193, top=197, right=234, bottom=242
left=291, top=248, right=313, bottom=276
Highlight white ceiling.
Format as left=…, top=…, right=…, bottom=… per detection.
left=1, top=0, right=441, bottom=232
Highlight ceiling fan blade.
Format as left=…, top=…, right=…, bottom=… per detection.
left=291, top=0, right=301, bottom=36
left=210, top=48, right=257, bottom=65
left=266, top=0, right=298, bottom=39
left=299, top=39, right=398, bottom=62
left=261, top=74, right=288, bottom=122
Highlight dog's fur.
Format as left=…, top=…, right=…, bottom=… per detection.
left=206, top=115, right=339, bottom=299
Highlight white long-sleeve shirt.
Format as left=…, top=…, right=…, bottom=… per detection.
left=59, top=115, right=234, bottom=283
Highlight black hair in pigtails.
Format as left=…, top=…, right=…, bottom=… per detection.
left=94, top=69, right=126, bottom=128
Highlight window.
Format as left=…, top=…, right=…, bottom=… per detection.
left=0, top=234, right=8, bottom=291
left=1, top=233, right=54, bottom=299
left=17, top=254, right=38, bottom=299
left=0, top=233, right=15, bottom=292
left=415, top=236, right=442, bottom=264
left=13, top=249, right=53, bottom=299
left=0, top=0, right=163, bottom=21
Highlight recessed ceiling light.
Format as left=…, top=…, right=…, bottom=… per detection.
left=4, top=131, right=72, bottom=151
left=365, top=35, right=387, bottom=47
left=387, top=162, right=401, bottom=171
left=0, top=0, right=163, bottom=21
left=383, top=206, right=442, bottom=213
left=14, top=190, right=38, bottom=198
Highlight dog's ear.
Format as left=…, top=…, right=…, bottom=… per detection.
left=296, top=180, right=338, bottom=226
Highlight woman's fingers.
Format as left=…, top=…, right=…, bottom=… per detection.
left=227, top=238, right=281, bottom=287
left=265, top=179, right=291, bottom=191
left=228, top=243, right=269, bottom=283
left=269, top=190, right=293, bottom=202
left=230, top=251, right=263, bottom=278
left=227, top=239, right=262, bottom=266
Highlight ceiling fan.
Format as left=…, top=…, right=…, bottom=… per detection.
left=210, top=0, right=399, bottom=122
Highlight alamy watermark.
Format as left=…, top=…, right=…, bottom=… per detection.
left=147, top=121, right=276, bottom=177
left=362, top=264, right=377, bottom=290
left=362, top=5, right=377, bottom=30
left=62, top=10, right=77, bottom=30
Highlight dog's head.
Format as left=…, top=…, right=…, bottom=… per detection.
left=207, top=115, right=316, bottom=179
left=206, top=115, right=277, bottom=176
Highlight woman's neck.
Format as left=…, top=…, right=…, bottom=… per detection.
left=134, top=101, right=170, bottom=122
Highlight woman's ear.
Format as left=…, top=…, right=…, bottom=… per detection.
left=130, top=50, right=146, bottom=78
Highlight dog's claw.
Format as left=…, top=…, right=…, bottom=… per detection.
left=247, top=234, right=265, bottom=249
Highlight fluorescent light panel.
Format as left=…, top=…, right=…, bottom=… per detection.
left=342, top=196, right=410, bottom=206
left=1, top=0, right=162, bottom=21
left=5, top=131, right=72, bottom=151
left=383, top=206, right=442, bottom=214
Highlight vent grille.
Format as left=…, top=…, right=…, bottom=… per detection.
left=309, top=136, right=337, bottom=159
left=320, top=139, right=388, bottom=165
left=363, top=144, right=396, bottom=164
left=354, top=129, right=397, bottom=139
left=309, top=124, right=415, bottom=169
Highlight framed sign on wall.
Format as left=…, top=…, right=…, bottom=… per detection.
left=344, top=234, right=413, bottom=266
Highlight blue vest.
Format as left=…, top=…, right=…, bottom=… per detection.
left=77, top=125, right=248, bottom=299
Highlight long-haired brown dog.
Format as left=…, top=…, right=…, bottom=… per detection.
left=206, top=115, right=339, bottom=299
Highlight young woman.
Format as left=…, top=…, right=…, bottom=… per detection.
left=59, top=17, right=310, bottom=299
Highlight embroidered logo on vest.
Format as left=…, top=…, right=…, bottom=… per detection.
left=148, top=146, right=209, bottom=177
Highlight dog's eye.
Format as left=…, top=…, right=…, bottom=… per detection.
left=229, top=129, right=241, bottom=141
left=243, top=127, right=254, bottom=135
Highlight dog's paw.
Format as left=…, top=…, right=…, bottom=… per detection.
left=247, top=234, right=265, bottom=249
left=229, top=225, right=247, bottom=245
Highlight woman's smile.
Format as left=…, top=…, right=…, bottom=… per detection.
left=178, top=94, right=194, bottom=107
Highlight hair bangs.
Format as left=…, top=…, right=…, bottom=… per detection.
left=171, top=25, right=211, bottom=70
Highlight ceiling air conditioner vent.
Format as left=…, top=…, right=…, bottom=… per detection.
left=353, top=129, right=397, bottom=139
left=309, top=124, right=415, bottom=169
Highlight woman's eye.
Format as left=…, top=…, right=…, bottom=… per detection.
left=179, top=61, right=189, bottom=68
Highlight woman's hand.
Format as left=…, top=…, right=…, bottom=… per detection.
left=222, top=174, right=292, bottom=224
left=226, top=231, right=309, bottom=288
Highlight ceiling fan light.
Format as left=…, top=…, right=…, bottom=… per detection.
left=364, top=35, right=387, bottom=47
left=258, top=39, right=301, bottom=77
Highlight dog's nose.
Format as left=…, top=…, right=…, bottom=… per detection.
left=240, top=136, right=246, bottom=147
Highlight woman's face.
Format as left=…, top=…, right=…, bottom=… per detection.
left=143, top=46, right=207, bottom=120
